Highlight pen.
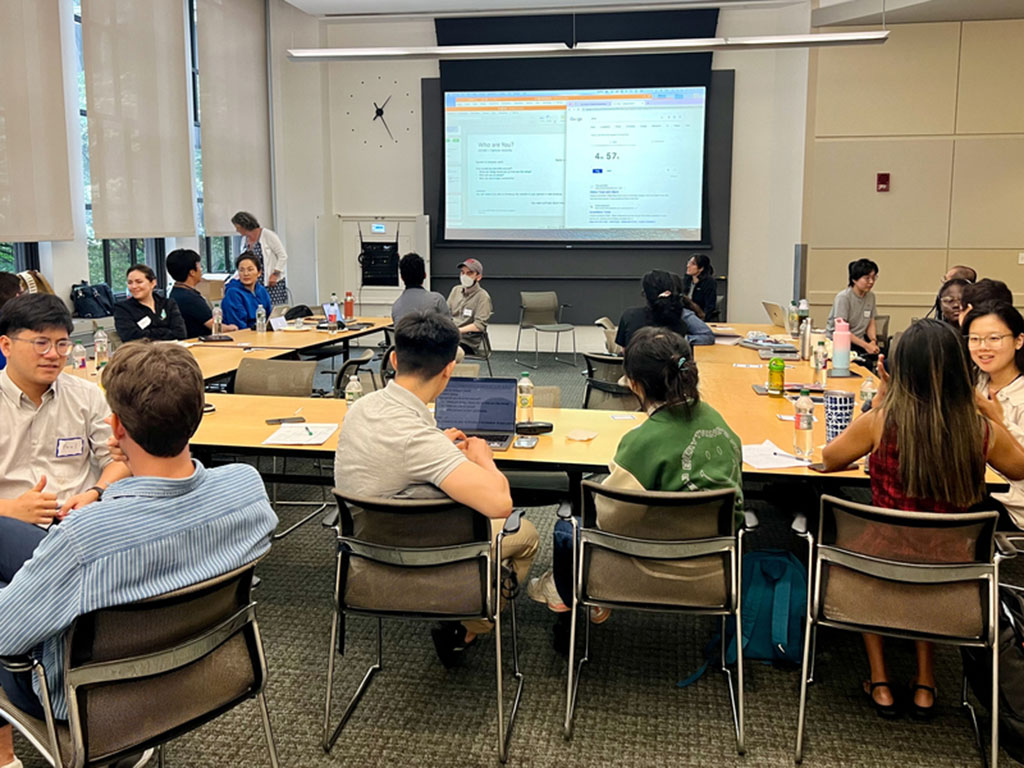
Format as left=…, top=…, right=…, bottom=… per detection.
left=294, top=407, right=303, bottom=415
left=772, top=451, right=812, bottom=464
left=305, top=426, right=313, bottom=436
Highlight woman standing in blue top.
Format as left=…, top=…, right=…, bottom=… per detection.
left=221, top=252, right=272, bottom=330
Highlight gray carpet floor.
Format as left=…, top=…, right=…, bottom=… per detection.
left=14, top=352, right=1022, bottom=767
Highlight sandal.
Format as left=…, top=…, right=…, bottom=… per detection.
left=863, top=680, right=900, bottom=719
left=909, top=683, right=937, bottom=720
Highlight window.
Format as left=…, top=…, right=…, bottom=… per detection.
left=0, top=243, right=15, bottom=273
left=0, top=243, right=40, bottom=274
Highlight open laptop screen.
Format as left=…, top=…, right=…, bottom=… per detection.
left=435, top=377, right=517, bottom=433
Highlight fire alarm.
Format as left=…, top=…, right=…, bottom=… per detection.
left=876, top=173, right=890, bottom=192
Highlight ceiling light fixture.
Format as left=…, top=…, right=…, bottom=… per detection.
left=287, top=29, right=889, bottom=62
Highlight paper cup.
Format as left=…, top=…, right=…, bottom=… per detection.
left=824, top=390, right=856, bottom=442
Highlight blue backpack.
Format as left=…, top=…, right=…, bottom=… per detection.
left=679, top=550, right=807, bottom=687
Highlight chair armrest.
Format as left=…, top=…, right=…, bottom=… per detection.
left=502, top=509, right=525, bottom=536
left=742, top=510, right=760, bottom=532
left=321, top=508, right=340, bottom=528
left=995, top=533, right=1018, bottom=560
left=0, top=654, right=35, bottom=673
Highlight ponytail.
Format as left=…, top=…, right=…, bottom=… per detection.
left=624, top=327, right=700, bottom=416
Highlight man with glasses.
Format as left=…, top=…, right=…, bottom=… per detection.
left=0, top=295, right=130, bottom=554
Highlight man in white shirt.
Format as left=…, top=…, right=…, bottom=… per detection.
left=0, top=295, right=131, bottom=562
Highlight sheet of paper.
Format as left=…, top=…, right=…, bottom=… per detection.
left=714, top=336, right=743, bottom=346
left=263, top=423, right=338, bottom=446
left=610, top=414, right=636, bottom=420
left=733, top=363, right=762, bottom=369
left=741, top=440, right=811, bottom=469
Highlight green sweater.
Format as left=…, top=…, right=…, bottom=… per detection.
left=597, top=401, right=744, bottom=530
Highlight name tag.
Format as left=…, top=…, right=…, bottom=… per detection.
left=864, top=310, right=871, bottom=318
left=137, top=315, right=152, bottom=329
left=56, top=437, right=85, bottom=458
left=462, top=308, right=473, bottom=318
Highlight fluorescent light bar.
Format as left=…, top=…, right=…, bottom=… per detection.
left=287, top=29, right=889, bottom=62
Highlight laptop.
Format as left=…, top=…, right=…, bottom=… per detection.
left=762, top=301, right=788, bottom=328
left=435, top=377, right=518, bottom=452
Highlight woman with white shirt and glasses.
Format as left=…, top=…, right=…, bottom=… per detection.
left=231, top=211, right=289, bottom=305
left=965, top=301, right=1024, bottom=530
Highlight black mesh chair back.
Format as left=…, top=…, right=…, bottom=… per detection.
left=795, top=494, right=1011, bottom=765
left=582, top=353, right=639, bottom=411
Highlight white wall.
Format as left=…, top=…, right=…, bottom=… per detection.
left=714, top=3, right=810, bottom=322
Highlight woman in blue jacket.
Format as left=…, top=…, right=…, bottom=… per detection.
left=221, top=252, right=272, bottom=330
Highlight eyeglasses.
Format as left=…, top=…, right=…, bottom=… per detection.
left=967, top=333, right=1014, bottom=348
left=10, top=336, right=73, bottom=356
left=940, top=297, right=962, bottom=307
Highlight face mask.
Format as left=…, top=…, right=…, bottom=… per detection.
left=459, top=274, right=476, bottom=289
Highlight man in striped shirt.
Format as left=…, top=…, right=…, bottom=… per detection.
left=0, top=342, right=278, bottom=768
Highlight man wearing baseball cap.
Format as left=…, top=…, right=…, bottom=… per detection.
left=446, top=258, right=492, bottom=357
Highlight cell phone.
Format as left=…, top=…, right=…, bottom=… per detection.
left=513, top=436, right=539, bottom=449
left=266, top=416, right=306, bottom=424
left=203, top=402, right=216, bottom=413
left=198, top=334, right=233, bottom=342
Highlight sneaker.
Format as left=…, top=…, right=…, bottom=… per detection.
left=1, top=759, right=24, bottom=768
left=430, top=622, right=477, bottom=669
left=108, top=748, right=155, bottom=768
left=526, top=570, right=569, bottom=613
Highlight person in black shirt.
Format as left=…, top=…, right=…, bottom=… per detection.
left=113, top=264, right=187, bottom=342
left=681, top=253, right=718, bottom=321
left=167, top=249, right=237, bottom=338
left=615, top=270, right=715, bottom=350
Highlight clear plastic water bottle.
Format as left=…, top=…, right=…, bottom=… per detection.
left=344, top=374, right=363, bottom=405
left=327, top=292, right=339, bottom=334
left=794, top=388, right=815, bottom=457
left=517, top=371, right=534, bottom=422
left=256, top=304, right=267, bottom=333
left=813, top=341, right=827, bottom=387
left=859, top=376, right=878, bottom=408
left=799, top=318, right=811, bottom=360
left=72, top=342, right=87, bottom=369
left=788, top=301, right=800, bottom=337
left=93, top=329, right=109, bottom=369
left=212, top=305, right=223, bottom=335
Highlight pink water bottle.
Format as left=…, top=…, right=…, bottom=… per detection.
left=832, top=318, right=851, bottom=375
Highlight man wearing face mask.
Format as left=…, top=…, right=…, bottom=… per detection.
left=446, top=259, right=492, bottom=356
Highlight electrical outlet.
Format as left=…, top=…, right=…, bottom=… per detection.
left=1018, top=252, right=1024, bottom=265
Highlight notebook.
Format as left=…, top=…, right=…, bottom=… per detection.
left=434, top=377, right=518, bottom=452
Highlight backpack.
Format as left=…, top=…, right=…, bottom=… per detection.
left=962, top=585, right=1024, bottom=763
left=70, top=281, right=115, bottom=318
left=678, top=550, right=807, bottom=687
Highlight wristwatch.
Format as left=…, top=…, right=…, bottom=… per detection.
left=87, top=485, right=105, bottom=500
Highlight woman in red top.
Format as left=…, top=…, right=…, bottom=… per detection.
left=823, top=319, right=1024, bottom=719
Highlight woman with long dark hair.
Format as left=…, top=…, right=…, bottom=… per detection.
left=822, top=318, right=1024, bottom=719
left=614, top=270, right=714, bottom=350
left=682, top=253, right=717, bottom=320
left=928, top=277, right=969, bottom=325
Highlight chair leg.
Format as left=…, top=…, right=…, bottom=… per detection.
left=323, top=616, right=382, bottom=753
left=495, top=572, right=524, bottom=763
left=991, top=591, right=1001, bottom=768
left=534, top=330, right=540, bottom=370
left=514, top=324, right=524, bottom=364
left=554, top=330, right=577, bottom=366
left=962, top=673, right=988, bottom=768
left=794, top=614, right=816, bottom=762
left=157, top=744, right=165, bottom=768
left=257, top=691, right=281, bottom=768
left=272, top=459, right=332, bottom=539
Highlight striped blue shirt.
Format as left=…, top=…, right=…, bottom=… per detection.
left=0, top=461, right=278, bottom=719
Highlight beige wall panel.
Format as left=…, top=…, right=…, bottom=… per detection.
left=814, top=23, right=960, bottom=137
left=957, top=20, right=1024, bottom=135
left=949, top=137, right=1024, bottom=249
left=806, top=248, right=944, bottom=332
left=810, top=139, right=953, bottom=248
left=949, top=251, right=1024, bottom=306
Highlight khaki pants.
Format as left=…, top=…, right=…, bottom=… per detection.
left=464, top=517, right=539, bottom=635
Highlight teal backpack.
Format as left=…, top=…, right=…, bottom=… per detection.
left=678, top=550, right=808, bottom=688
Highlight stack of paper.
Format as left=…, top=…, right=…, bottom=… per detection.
left=263, top=423, right=338, bottom=446
left=741, top=440, right=812, bottom=469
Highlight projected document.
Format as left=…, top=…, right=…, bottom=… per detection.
left=444, top=87, right=706, bottom=243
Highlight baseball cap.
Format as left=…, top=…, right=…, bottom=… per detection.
left=457, top=258, right=483, bottom=276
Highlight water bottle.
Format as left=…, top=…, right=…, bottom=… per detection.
left=767, top=357, right=785, bottom=397
left=343, top=291, right=355, bottom=322
left=797, top=298, right=810, bottom=322
left=859, top=375, right=878, bottom=408
left=93, top=329, right=109, bottom=369
left=799, top=318, right=811, bottom=360
left=794, top=388, right=815, bottom=457
left=788, top=301, right=800, bottom=338
left=327, top=292, right=339, bottom=334
left=72, top=342, right=87, bottom=370
left=212, top=305, right=223, bottom=334
left=344, top=374, right=363, bottom=405
left=813, top=341, right=828, bottom=387
left=832, top=318, right=851, bottom=375
left=517, top=371, right=534, bottom=422
left=256, top=304, right=267, bottom=334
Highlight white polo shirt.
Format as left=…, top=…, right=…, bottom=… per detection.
left=0, top=370, right=114, bottom=506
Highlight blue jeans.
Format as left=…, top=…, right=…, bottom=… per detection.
left=0, top=518, right=49, bottom=723
left=552, top=518, right=577, bottom=608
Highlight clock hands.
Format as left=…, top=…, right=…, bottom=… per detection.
left=373, top=96, right=396, bottom=143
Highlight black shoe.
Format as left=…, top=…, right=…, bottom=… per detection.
left=431, top=622, right=476, bottom=669
left=909, top=683, right=937, bottom=720
left=863, top=681, right=900, bottom=719
left=552, top=613, right=571, bottom=657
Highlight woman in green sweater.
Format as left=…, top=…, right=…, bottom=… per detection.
left=528, top=326, right=744, bottom=621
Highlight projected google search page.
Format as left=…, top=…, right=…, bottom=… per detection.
left=443, top=87, right=706, bottom=242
